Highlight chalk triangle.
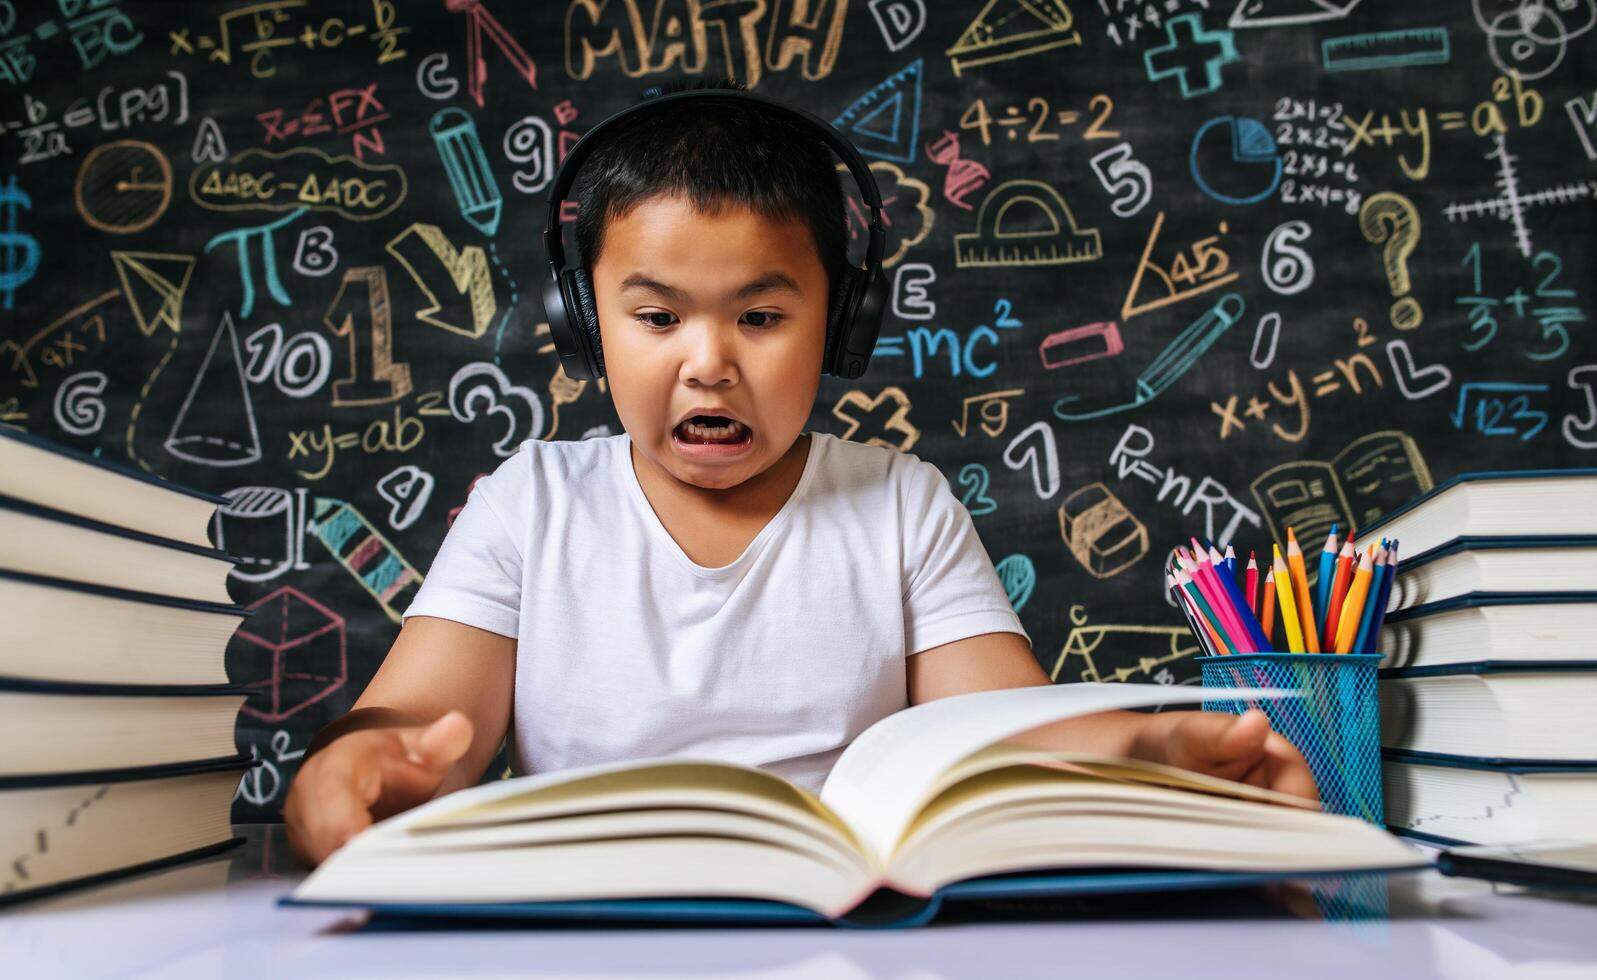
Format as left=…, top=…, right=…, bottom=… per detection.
left=832, top=59, right=923, bottom=164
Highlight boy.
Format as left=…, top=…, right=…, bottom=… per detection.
left=285, top=78, right=1315, bottom=868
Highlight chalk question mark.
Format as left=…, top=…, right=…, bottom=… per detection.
left=1359, top=192, right=1423, bottom=331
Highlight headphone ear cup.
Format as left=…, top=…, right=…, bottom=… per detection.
left=825, top=272, right=860, bottom=376
left=568, top=267, right=605, bottom=379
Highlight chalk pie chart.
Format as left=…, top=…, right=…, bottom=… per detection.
left=1189, top=116, right=1282, bottom=206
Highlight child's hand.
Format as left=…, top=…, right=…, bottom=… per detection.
left=284, top=709, right=474, bottom=868
left=1156, top=709, right=1320, bottom=803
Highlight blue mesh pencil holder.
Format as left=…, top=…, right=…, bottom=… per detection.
left=1196, top=653, right=1383, bottom=826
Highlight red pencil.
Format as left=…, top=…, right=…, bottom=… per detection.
left=1245, top=551, right=1259, bottom=615
left=1261, top=569, right=1277, bottom=647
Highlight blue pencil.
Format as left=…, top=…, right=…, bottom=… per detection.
left=1351, top=546, right=1388, bottom=654
left=1365, top=540, right=1400, bottom=652
left=1315, top=524, right=1338, bottom=638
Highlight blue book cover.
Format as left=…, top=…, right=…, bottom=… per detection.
left=277, top=863, right=1432, bottom=929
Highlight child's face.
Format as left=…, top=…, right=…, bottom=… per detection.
left=591, top=192, right=830, bottom=493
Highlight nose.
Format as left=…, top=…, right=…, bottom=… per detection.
left=678, top=318, right=739, bottom=388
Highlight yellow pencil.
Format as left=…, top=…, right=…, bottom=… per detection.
left=1272, top=544, right=1305, bottom=653
left=1333, top=545, right=1378, bottom=654
left=1283, top=529, right=1322, bottom=654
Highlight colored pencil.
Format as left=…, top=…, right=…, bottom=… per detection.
left=1223, top=543, right=1238, bottom=580
left=1273, top=544, right=1306, bottom=653
left=1285, top=528, right=1321, bottom=653
left=1169, top=572, right=1217, bottom=657
left=1319, top=538, right=1357, bottom=651
left=1365, top=539, right=1400, bottom=652
left=1351, top=546, right=1388, bottom=654
left=1333, top=546, right=1378, bottom=654
left=1261, top=568, right=1277, bottom=643
left=1315, top=524, right=1339, bottom=635
left=1178, top=568, right=1237, bottom=655
left=1209, top=549, right=1272, bottom=652
left=1183, top=552, right=1250, bottom=653
left=1245, top=551, right=1259, bottom=615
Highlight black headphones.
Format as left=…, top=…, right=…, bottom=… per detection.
left=539, top=87, right=889, bottom=381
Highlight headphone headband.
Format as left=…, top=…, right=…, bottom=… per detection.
left=541, top=87, right=886, bottom=275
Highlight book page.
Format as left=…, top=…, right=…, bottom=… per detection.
left=819, top=682, right=1300, bottom=863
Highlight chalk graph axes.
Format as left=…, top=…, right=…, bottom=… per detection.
left=1444, top=133, right=1597, bottom=258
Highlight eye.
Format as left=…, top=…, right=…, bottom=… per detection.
left=742, top=311, right=784, bottom=329
left=635, top=311, right=677, bottom=329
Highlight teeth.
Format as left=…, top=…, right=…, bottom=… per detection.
left=680, top=419, right=747, bottom=440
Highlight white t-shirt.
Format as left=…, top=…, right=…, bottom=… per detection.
left=401, top=431, right=1030, bottom=795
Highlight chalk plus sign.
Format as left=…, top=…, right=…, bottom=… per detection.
left=1144, top=14, right=1240, bottom=98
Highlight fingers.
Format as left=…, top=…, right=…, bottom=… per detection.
left=283, top=712, right=474, bottom=869
left=1262, top=732, right=1322, bottom=803
left=398, top=710, right=474, bottom=770
left=284, top=747, right=380, bottom=868
left=1212, top=709, right=1270, bottom=762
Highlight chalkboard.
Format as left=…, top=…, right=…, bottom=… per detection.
left=1, top=1, right=1592, bottom=821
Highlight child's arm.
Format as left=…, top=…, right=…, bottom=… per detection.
left=906, top=631, right=1318, bottom=801
left=283, top=615, right=515, bottom=866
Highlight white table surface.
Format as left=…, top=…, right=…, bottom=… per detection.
left=5, top=823, right=1596, bottom=980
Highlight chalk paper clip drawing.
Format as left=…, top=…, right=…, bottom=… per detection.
left=1143, top=15, right=1240, bottom=99
left=112, top=251, right=194, bottom=336
left=1189, top=117, right=1282, bottom=206
left=1052, top=292, right=1245, bottom=422
left=1228, top=0, right=1363, bottom=30
left=1058, top=482, right=1149, bottom=579
left=213, top=486, right=312, bottom=583
left=164, top=312, right=262, bottom=467
left=832, top=59, right=923, bottom=164
left=1250, top=430, right=1433, bottom=565
left=234, top=585, right=349, bottom=723
left=1049, top=605, right=1201, bottom=684
left=946, top=0, right=1080, bottom=77
left=310, top=497, right=424, bottom=624
left=954, top=180, right=1102, bottom=268
left=831, top=387, right=919, bottom=451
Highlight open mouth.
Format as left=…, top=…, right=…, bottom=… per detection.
left=673, top=415, right=753, bottom=446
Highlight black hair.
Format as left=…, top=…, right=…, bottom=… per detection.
left=572, top=76, right=850, bottom=305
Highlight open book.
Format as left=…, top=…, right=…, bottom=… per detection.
left=283, top=683, right=1425, bottom=926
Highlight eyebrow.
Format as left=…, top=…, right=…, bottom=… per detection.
left=619, top=271, right=803, bottom=302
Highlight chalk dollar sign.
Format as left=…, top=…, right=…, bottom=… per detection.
left=0, top=175, right=40, bottom=310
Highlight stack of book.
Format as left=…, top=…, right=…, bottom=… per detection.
left=1358, top=469, right=1597, bottom=847
left=0, top=428, right=254, bottom=905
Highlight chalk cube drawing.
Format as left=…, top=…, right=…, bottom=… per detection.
left=232, top=585, right=347, bottom=722
left=1058, top=482, right=1149, bottom=579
